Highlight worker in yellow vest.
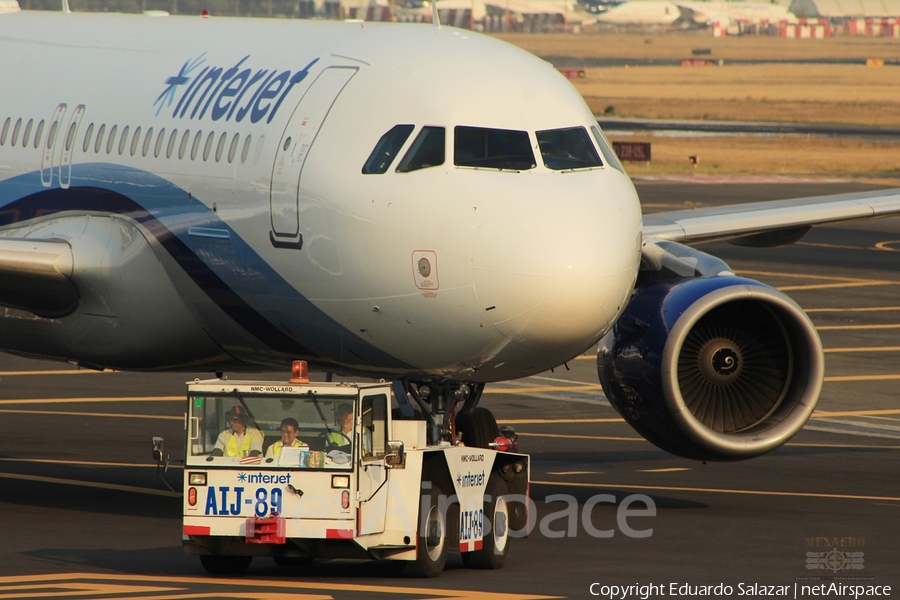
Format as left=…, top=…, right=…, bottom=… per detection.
left=266, top=417, right=308, bottom=458
left=328, top=403, right=354, bottom=448
left=212, top=406, right=263, bottom=457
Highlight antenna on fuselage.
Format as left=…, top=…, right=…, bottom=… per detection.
left=431, top=0, right=441, bottom=28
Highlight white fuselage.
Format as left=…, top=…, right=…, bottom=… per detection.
left=0, top=11, right=642, bottom=381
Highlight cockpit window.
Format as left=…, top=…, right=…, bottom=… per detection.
left=454, top=126, right=535, bottom=171
left=362, top=124, right=414, bottom=174
left=536, top=126, right=603, bottom=171
left=396, top=126, right=445, bottom=172
left=591, top=125, right=625, bottom=173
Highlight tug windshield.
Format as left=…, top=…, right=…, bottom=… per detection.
left=187, top=393, right=355, bottom=470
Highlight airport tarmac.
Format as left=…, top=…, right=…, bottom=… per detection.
left=0, top=181, right=898, bottom=599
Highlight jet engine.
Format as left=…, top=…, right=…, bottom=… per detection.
left=598, top=269, right=823, bottom=461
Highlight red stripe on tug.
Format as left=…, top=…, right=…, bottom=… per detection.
left=183, top=525, right=210, bottom=536
left=326, top=528, right=355, bottom=539
left=245, top=517, right=286, bottom=544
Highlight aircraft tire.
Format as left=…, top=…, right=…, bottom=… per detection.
left=462, top=474, right=510, bottom=569
left=198, top=554, right=252, bottom=575
left=404, top=483, right=449, bottom=578
left=456, top=407, right=499, bottom=448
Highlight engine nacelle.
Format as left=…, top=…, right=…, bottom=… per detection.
left=598, top=276, right=823, bottom=461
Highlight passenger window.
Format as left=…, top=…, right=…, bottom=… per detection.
left=94, top=124, right=106, bottom=154
left=46, top=120, right=59, bottom=150
left=227, top=133, right=239, bottom=163
left=215, top=132, right=227, bottom=162
left=106, top=125, right=118, bottom=154
left=179, top=129, right=191, bottom=160
left=10, top=118, right=21, bottom=146
left=454, top=126, right=535, bottom=171
left=33, top=120, right=45, bottom=149
left=167, top=128, right=178, bottom=159
left=241, top=135, right=252, bottom=164
left=143, top=127, right=154, bottom=157
left=130, top=126, right=142, bottom=156
left=22, top=119, right=33, bottom=148
left=591, top=125, right=624, bottom=174
left=202, top=131, right=214, bottom=161
left=396, top=126, right=444, bottom=173
left=0, top=118, right=9, bottom=145
left=362, top=124, right=414, bottom=174
left=118, top=125, right=130, bottom=155
left=82, top=123, right=94, bottom=153
left=154, top=128, right=165, bottom=158
left=536, top=126, right=603, bottom=171
left=64, top=122, right=77, bottom=152
left=191, top=130, right=203, bottom=160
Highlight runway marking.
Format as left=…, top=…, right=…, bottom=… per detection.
left=0, top=457, right=177, bottom=469
left=502, top=418, right=622, bottom=424
left=824, top=346, right=900, bottom=352
left=0, top=396, right=181, bottom=405
left=0, top=573, right=560, bottom=600
left=0, top=408, right=182, bottom=420
left=484, top=385, right=602, bottom=394
left=788, top=442, right=900, bottom=449
left=0, top=369, right=112, bottom=376
left=519, top=432, right=643, bottom=441
left=813, top=408, right=900, bottom=417
left=637, top=468, right=692, bottom=473
left=825, top=374, right=900, bottom=382
left=817, top=323, right=900, bottom=330
left=875, top=240, right=900, bottom=252
left=736, top=270, right=900, bottom=292
left=806, top=306, right=900, bottom=312
left=797, top=241, right=866, bottom=251
left=0, top=472, right=180, bottom=498
left=533, top=480, right=900, bottom=503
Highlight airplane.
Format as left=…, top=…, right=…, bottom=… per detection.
left=596, top=0, right=797, bottom=26
left=1, top=4, right=899, bottom=463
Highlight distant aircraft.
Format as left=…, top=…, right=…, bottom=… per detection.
left=1, top=6, right=898, bottom=461
left=597, top=0, right=796, bottom=26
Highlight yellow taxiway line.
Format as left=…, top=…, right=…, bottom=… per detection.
left=0, top=573, right=560, bottom=600
left=0, top=396, right=181, bottom=405
left=0, top=458, right=173, bottom=468
left=0, top=409, right=182, bottom=420
left=533, top=480, right=900, bottom=503
left=0, top=472, right=179, bottom=498
left=0, top=369, right=112, bottom=376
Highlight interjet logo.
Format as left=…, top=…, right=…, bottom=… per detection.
left=154, top=53, right=320, bottom=124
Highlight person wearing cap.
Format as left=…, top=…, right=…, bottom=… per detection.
left=266, top=417, right=308, bottom=458
left=212, top=406, right=264, bottom=457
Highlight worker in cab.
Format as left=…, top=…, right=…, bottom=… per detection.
left=328, top=403, right=354, bottom=448
left=212, top=406, right=264, bottom=457
left=266, top=417, right=308, bottom=458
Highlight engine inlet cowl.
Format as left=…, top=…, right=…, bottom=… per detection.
left=598, top=276, right=823, bottom=461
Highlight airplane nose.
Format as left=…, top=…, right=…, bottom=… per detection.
left=471, top=174, right=641, bottom=351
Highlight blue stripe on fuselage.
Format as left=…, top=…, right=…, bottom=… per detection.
left=0, top=164, right=411, bottom=371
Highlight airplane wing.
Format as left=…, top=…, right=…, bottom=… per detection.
left=641, top=188, right=900, bottom=247
left=0, top=238, right=78, bottom=319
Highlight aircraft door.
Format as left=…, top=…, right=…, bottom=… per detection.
left=269, top=66, right=357, bottom=249
left=59, top=104, right=86, bottom=189
left=357, top=390, right=390, bottom=535
left=40, top=104, right=67, bottom=187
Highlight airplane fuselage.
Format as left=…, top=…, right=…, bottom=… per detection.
left=0, top=11, right=642, bottom=381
